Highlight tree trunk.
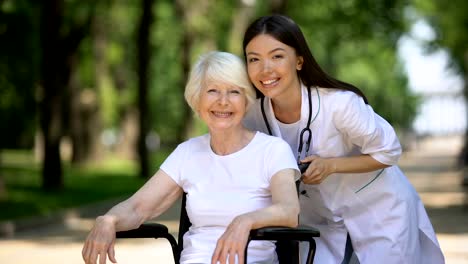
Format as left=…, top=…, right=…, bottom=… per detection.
left=0, top=176, right=6, bottom=200
left=137, top=0, right=155, bottom=178
left=0, top=151, right=7, bottom=200
left=39, top=0, right=65, bottom=190
left=175, top=0, right=194, bottom=143
left=69, top=12, right=106, bottom=164
left=70, top=68, right=100, bottom=164
left=269, top=0, right=288, bottom=14
left=459, top=50, right=468, bottom=185
left=69, top=53, right=85, bottom=163
left=40, top=1, right=93, bottom=189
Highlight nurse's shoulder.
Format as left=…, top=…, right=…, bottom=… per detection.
left=317, top=87, right=365, bottom=106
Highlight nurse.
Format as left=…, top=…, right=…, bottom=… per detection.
left=242, top=14, right=445, bottom=264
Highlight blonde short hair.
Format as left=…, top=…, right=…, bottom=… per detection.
left=184, top=51, right=255, bottom=112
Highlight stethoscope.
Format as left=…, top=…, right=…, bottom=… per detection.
left=260, top=86, right=320, bottom=171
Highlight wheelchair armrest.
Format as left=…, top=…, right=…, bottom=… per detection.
left=116, top=223, right=170, bottom=239
left=116, top=223, right=180, bottom=262
left=248, top=226, right=320, bottom=264
left=249, top=225, right=320, bottom=241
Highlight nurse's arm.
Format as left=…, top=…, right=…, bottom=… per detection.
left=330, top=154, right=389, bottom=173
left=301, top=154, right=390, bottom=184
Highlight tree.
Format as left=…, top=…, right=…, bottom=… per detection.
left=0, top=153, right=6, bottom=200
left=283, top=0, right=417, bottom=130
left=136, top=0, right=156, bottom=178
left=39, top=0, right=93, bottom=190
left=173, top=0, right=194, bottom=142
left=168, top=0, right=237, bottom=141
left=0, top=1, right=39, bottom=150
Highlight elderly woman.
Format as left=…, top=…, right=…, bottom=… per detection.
left=81, top=51, right=301, bottom=264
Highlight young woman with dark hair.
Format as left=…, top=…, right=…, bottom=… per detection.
left=242, top=14, right=444, bottom=264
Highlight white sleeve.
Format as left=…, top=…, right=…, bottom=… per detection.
left=265, top=138, right=301, bottom=181
left=159, top=143, right=188, bottom=186
left=333, top=92, right=402, bottom=165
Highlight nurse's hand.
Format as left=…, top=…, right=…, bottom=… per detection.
left=300, top=155, right=336, bottom=184
left=211, top=215, right=252, bottom=264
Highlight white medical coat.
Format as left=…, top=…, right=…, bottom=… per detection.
left=243, top=84, right=445, bottom=264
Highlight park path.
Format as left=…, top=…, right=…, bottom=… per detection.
left=0, top=136, right=467, bottom=264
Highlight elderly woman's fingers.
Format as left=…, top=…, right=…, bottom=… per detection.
left=108, top=241, right=117, bottom=263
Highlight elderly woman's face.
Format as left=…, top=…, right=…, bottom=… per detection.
left=197, top=81, right=247, bottom=132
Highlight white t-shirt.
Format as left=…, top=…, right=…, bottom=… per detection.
left=276, top=119, right=301, bottom=160
left=160, top=132, right=300, bottom=264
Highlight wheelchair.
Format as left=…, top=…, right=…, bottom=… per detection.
left=116, top=192, right=320, bottom=263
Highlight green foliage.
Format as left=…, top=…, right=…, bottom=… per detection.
left=283, top=0, right=417, bottom=129
left=0, top=0, right=423, bottom=156
left=335, top=36, right=419, bottom=129
left=0, top=0, right=435, bottom=218
left=150, top=1, right=184, bottom=142
left=71, top=1, right=140, bottom=130
left=411, top=0, right=468, bottom=74
left=209, top=0, right=237, bottom=51
left=0, top=0, right=40, bottom=148
left=94, top=1, right=139, bottom=128
left=149, top=0, right=238, bottom=143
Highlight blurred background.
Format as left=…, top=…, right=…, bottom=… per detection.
left=0, top=0, right=467, bottom=263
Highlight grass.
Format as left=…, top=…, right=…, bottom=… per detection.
left=0, top=148, right=172, bottom=221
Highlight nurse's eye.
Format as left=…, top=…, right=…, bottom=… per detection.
left=272, top=54, right=284, bottom=59
left=248, top=57, right=259, bottom=63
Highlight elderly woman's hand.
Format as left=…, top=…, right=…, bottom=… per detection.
left=211, top=215, right=253, bottom=264
left=82, top=216, right=118, bottom=264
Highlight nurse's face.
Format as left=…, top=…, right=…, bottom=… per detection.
left=197, top=81, right=247, bottom=133
left=245, top=34, right=303, bottom=100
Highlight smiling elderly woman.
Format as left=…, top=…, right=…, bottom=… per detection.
left=82, top=51, right=301, bottom=264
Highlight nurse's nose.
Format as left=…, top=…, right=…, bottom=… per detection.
left=261, top=59, right=273, bottom=73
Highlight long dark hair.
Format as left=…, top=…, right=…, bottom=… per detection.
left=243, top=14, right=368, bottom=104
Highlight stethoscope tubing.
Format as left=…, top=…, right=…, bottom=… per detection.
left=260, top=86, right=319, bottom=161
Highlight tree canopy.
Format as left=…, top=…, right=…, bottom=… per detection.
left=0, top=0, right=427, bottom=189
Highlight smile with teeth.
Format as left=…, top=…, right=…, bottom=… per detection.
left=212, top=111, right=233, bottom=118
left=261, top=79, right=279, bottom=85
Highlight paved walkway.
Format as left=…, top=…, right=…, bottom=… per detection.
left=0, top=136, right=467, bottom=263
